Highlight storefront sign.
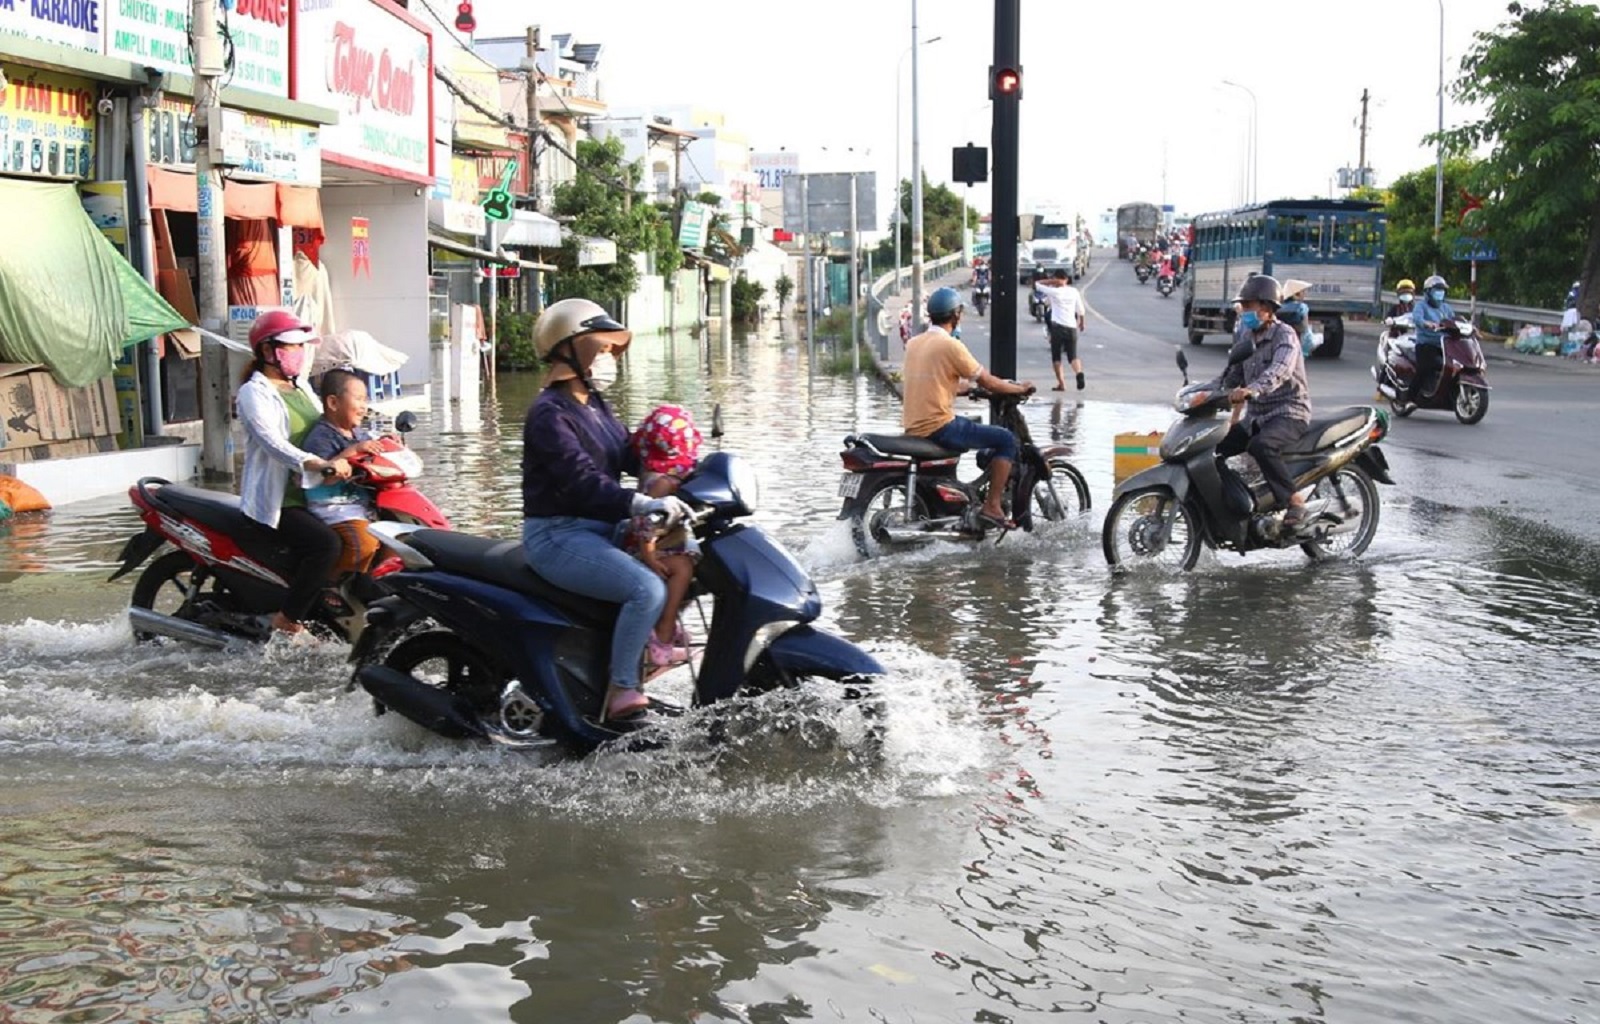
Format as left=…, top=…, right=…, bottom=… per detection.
left=0, top=0, right=102, bottom=52
left=751, top=151, right=799, bottom=192
left=79, top=180, right=128, bottom=253
left=144, top=96, right=318, bottom=185
left=475, top=139, right=528, bottom=194
left=577, top=237, right=616, bottom=267
left=106, top=0, right=290, bottom=98
left=351, top=216, right=371, bottom=276
left=294, top=0, right=432, bottom=183
left=448, top=45, right=507, bottom=150
left=0, top=66, right=95, bottom=179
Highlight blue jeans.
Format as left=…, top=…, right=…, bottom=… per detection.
left=521, top=516, right=665, bottom=690
left=928, top=415, right=1018, bottom=462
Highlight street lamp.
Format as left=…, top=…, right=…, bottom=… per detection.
left=1433, top=0, right=1445, bottom=246
left=895, top=33, right=941, bottom=295
left=1221, top=79, right=1258, bottom=204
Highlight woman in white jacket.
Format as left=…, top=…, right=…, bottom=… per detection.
left=236, top=311, right=351, bottom=634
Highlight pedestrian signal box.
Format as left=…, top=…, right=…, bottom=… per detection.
left=953, top=144, right=988, bottom=185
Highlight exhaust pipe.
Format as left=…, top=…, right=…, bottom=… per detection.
left=129, top=607, right=236, bottom=649
left=882, top=526, right=968, bottom=544
left=357, top=665, right=487, bottom=740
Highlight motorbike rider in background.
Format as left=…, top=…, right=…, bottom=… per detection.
left=1387, top=278, right=1417, bottom=338
left=901, top=286, right=1034, bottom=530
left=1278, top=279, right=1315, bottom=356
left=1406, top=274, right=1457, bottom=404
left=971, top=257, right=991, bottom=290
left=1209, top=275, right=1315, bottom=529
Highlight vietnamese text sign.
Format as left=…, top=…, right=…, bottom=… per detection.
left=578, top=237, right=616, bottom=266
left=294, top=0, right=432, bottom=182
left=0, top=0, right=102, bottom=51
left=105, top=0, right=290, bottom=97
left=752, top=151, right=798, bottom=192
left=678, top=200, right=712, bottom=249
left=218, top=107, right=320, bottom=185
left=0, top=66, right=96, bottom=179
left=781, top=172, right=876, bottom=234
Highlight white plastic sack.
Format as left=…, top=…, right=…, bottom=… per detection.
left=311, top=329, right=408, bottom=378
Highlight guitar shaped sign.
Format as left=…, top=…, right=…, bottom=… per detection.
left=481, top=159, right=519, bottom=221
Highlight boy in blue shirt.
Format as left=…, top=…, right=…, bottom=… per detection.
left=301, top=369, right=387, bottom=576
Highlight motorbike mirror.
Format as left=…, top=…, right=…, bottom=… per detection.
left=1226, top=337, right=1254, bottom=366
left=394, top=411, right=418, bottom=434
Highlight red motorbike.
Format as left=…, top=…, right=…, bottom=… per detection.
left=110, top=412, right=449, bottom=647
left=1372, top=316, right=1491, bottom=425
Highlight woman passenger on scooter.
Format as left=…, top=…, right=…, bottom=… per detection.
left=236, top=310, right=351, bottom=635
left=1211, top=275, right=1314, bottom=529
left=520, top=299, right=689, bottom=723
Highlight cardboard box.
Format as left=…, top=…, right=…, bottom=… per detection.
left=0, top=364, right=48, bottom=452
left=31, top=371, right=74, bottom=442
left=1114, top=431, right=1165, bottom=485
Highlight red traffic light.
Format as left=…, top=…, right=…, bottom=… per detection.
left=454, top=2, right=476, bottom=32
left=991, top=66, right=1021, bottom=100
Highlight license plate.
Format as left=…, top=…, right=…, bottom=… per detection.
left=838, top=473, right=863, bottom=498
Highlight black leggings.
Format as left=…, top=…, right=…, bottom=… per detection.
left=1047, top=323, right=1079, bottom=364
left=1218, top=418, right=1307, bottom=509
left=1412, top=343, right=1443, bottom=398
left=275, top=506, right=342, bottom=623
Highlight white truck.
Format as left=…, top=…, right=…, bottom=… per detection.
left=1019, top=208, right=1079, bottom=284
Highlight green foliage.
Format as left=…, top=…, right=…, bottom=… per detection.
left=817, top=339, right=870, bottom=376
left=871, top=176, right=976, bottom=268
left=549, top=137, right=667, bottom=304
left=494, top=299, right=540, bottom=371
left=1439, top=0, right=1600, bottom=312
left=813, top=306, right=855, bottom=340
left=774, top=273, right=794, bottom=316
left=731, top=275, right=765, bottom=325
left=1374, top=158, right=1482, bottom=290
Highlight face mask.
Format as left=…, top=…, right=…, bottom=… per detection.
left=951, top=325, right=962, bottom=339
left=1398, top=292, right=1414, bottom=303
left=1428, top=289, right=1446, bottom=304
left=274, top=344, right=307, bottom=378
left=1240, top=310, right=1263, bottom=331
left=586, top=351, right=618, bottom=391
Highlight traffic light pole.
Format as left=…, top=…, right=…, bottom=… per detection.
left=989, top=0, right=1021, bottom=382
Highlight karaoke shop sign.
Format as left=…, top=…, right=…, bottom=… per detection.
left=293, top=0, right=431, bottom=183
left=105, top=0, right=290, bottom=97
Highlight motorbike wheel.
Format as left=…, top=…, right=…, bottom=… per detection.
left=382, top=630, right=507, bottom=719
left=1454, top=385, right=1489, bottom=425
left=1299, top=466, right=1381, bottom=561
left=1029, top=458, right=1091, bottom=521
left=1102, top=487, right=1201, bottom=571
left=849, top=481, right=929, bottom=558
left=130, top=551, right=244, bottom=643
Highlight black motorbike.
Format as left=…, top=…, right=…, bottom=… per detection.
left=1155, top=271, right=1176, bottom=297
left=838, top=389, right=1091, bottom=558
left=1028, top=286, right=1048, bottom=323
left=1101, top=346, right=1394, bottom=571
left=973, top=282, right=991, bottom=316
left=1134, top=261, right=1153, bottom=285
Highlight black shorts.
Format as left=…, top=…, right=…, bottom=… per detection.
left=1047, top=323, right=1078, bottom=364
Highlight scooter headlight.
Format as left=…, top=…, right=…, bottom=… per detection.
left=728, top=458, right=762, bottom=516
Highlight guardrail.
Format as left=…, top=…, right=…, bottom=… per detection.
left=1379, top=291, right=1564, bottom=329
left=866, top=253, right=966, bottom=357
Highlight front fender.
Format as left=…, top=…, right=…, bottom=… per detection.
left=1355, top=447, right=1395, bottom=485
left=768, top=625, right=884, bottom=679
left=1111, top=461, right=1190, bottom=502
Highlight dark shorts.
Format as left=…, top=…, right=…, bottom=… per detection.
left=1047, top=323, right=1079, bottom=364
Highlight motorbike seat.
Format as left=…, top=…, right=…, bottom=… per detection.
left=155, top=483, right=281, bottom=545
left=852, top=433, right=962, bottom=460
left=402, top=529, right=618, bottom=628
left=1282, top=407, right=1372, bottom=455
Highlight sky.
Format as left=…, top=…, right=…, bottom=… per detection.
left=452, top=0, right=1527, bottom=237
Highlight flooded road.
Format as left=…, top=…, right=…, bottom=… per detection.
left=2, top=325, right=1599, bottom=1023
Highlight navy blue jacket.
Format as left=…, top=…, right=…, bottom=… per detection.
left=521, top=387, right=640, bottom=522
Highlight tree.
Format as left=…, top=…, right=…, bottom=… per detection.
left=548, top=137, right=677, bottom=304
left=1372, top=158, right=1493, bottom=293
left=1441, top=0, right=1600, bottom=314
left=774, top=273, right=793, bottom=316
left=871, top=177, right=978, bottom=268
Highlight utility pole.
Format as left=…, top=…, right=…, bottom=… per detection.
left=192, top=0, right=230, bottom=480
left=525, top=25, right=541, bottom=326
left=849, top=171, right=860, bottom=376
left=909, top=0, right=925, bottom=334
left=802, top=175, right=815, bottom=358
left=1357, top=87, right=1370, bottom=184
left=989, top=0, right=1021, bottom=381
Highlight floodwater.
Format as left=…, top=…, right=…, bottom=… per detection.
left=2, top=326, right=1599, bottom=1023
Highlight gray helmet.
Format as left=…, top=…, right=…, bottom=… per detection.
left=1423, top=274, right=1447, bottom=291
left=1234, top=274, right=1281, bottom=308
left=926, top=286, right=963, bottom=320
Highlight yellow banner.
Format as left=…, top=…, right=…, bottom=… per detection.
left=0, top=66, right=97, bottom=179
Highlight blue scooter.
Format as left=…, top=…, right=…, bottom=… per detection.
left=350, top=450, right=884, bottom=753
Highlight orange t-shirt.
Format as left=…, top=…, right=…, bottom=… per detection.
left=902, top=327, right=981, bottom=436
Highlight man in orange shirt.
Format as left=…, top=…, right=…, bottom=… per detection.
left=901, top=287, right=1034, bottom=529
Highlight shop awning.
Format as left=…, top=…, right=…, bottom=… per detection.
left=498, top=210, right=561, bottom=248
left=427, top=234, right=556, bottom=272
left=146, top=168, right=323, bottom=227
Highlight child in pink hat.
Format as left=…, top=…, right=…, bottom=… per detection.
left=626, top=405, right=703, bottom=668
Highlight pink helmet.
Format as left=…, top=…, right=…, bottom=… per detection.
left=634, top=404, right=702, bottom=476
left=248, top=309, right=315, bottom=351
